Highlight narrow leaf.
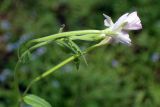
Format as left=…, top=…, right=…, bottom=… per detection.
left=56, top=38, right=88, bottom=70
left=67, top=39, right=88, bottom=65
left=74, top=57, right=80, bottom=71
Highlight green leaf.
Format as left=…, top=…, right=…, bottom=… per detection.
left=73, top=57, right=81, bottom=71
left=19, top=50, right=31, bottom=63
left=56, top=38, right=88, bottom=70
left=67, top=39, right=88, bottom=66
left=23, top=94, right=52, bottom=107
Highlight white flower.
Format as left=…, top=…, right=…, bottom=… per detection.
left=103, top=11, right=142, bottom=45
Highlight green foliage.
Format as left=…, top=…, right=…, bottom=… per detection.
left=57, top=38, right=82, bottom=70
left=23, top=94, right=52, bottom=107
left=57, top=38, right=87, bottom=70
left=0, top=0, right=160, bottom=107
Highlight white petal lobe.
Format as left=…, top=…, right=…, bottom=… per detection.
left=103, top=14, right=113, bottom=27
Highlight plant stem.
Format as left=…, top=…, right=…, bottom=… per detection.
left=70, top=34, right=104, bottom=41
left=22, top=43, right=100, bottom=96
left=21, top=29, right=112, bottom=60
left=14, top=60, right=23, bottom=107
left=21, top=30, right=103, bottom=61
left=31, top=30, right=101, bottom=43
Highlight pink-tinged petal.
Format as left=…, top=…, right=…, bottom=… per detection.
left=103, top=14, right=113, bottom=27
left=112, top=13, right=129, bottom=31
left=114, top=31, right=131, bottom=45
left=124, top=11, right=142, bottom=30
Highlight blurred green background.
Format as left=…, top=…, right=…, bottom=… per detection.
left=0, top=0, right=160, bottom=107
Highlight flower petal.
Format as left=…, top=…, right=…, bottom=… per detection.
left=103, top=14, right=113, bottom=27
left=112, top=13, right=129, bottom=31
left=124, top=11, right=142, bottom=30
left=114, top=31, right=131, bottom=45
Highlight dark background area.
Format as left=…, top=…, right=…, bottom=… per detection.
left=0, top=0, right=160, bottom=107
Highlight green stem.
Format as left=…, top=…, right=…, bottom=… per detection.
left=14, top=60, right=23, bottom=107
left=31, top=30, right=101, bottom=43
left=20, top=30, right=103, bottom=60
left=70, top=34, right=104, bottom=41
left=22, top=43, right=100, bottom=96
left=20, top=33, right=104, bottom=63
left=21, top=29, right=112, bottom=59
left=20, top=40, right=52, bottom=60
